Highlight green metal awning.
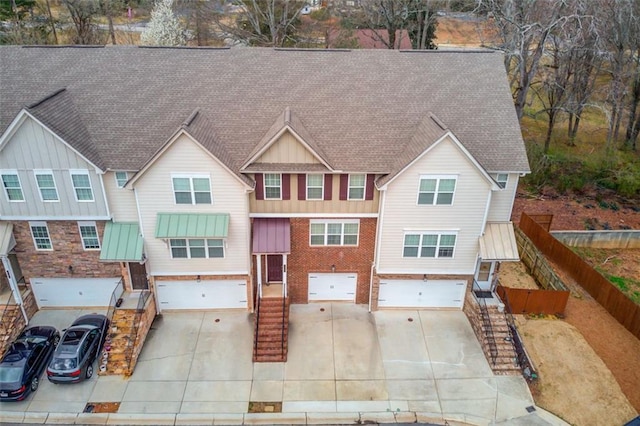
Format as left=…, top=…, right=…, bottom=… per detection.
left=155, top=213, right=229, bottom=238
left=100, top=222, right=144, bottom=262
left=0, top=222, right=16, bottom=256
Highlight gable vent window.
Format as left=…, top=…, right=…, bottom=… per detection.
left=418, top=176, right=456, bottom=205
left=115, top=171, right=128, bottom=188
left=1, top=172, right=24, bottom=202
left=494, top=173, right=508, bottom=189
left=172, top=175, right=211, bottom=204
left=34, top=171, right=59, bottom=202
left=70, top=170, right=94, bottom=202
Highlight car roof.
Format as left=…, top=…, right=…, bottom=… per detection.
left=19, top=325, right=57, bottom=339
left=71, top=314, right=107, bottom=328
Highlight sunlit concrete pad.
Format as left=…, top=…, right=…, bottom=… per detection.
left=26, top=400, right=87, bottom=413
left=282, top=401, right=337, bottom=413
left=437, top=377, right=497, bottom=401
left=494, top=377, right=536, bottom=421
left=440, top=398, right=497, bottom=424
left=333, top=305, right=384, bottom=380
left=32, top=378, right=97, bottom=402
left=243, top=412, right=307, bottom=424
left=386, top=379, right=437, bottom=401
left=136, top=313, right=202, bottom=360
left=0, top=397, right=31, bottom=412
left=105, top=413, right=176, bottom=425
left=335, top=380, right=387, bottom=401
left=117, top=401, right=182, bottom=414
left=306, top=411, right=360, bottom=424
left=132, top=353, right=193, bottom=381
left=89, top=376, right=129, bottom=402
left=0, top=412, right=25, bottom=422
left=211, top=413, right=244, bottom=425
left=22, top=411, right=49, bottom=423
left=408, top=400, right=442, bottom=413
left=29, top=309, right=106, bottom=331
left=250, top=380, right=283, bottom=401
left=122, top=381, right=186, bottom=402
left=388, top=400, right=409, bottom=411
left=360, top=411, right=396, bottom=424
left=174, top=413, right=215, bottom=425
left=75, top=412, right=110, bottom=425
left=179, top=401, right=248, bottom=414
left=252, top=362, right=284, bottom=381
left=285, top=305, right=335, bottom=380
left=43, top=412, right=79, bottom=424
left=336, top=400, right=394, bottom=412
left=282, top=380, right=336, bottom=401
left=183, top=381, right=251, bottom=402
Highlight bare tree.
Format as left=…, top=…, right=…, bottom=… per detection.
left=63, top=0, right=103, bottom=44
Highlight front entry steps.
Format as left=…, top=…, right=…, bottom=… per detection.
left=253, top=297, right=289, bottom=362
left=483, top=305, right=521, bottom=375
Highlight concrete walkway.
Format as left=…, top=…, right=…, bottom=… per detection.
left=0, top=304, right=568, bottom=425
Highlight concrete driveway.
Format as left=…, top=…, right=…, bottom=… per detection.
left=0, top=304, right=566, bottom=425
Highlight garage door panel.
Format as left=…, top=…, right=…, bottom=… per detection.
left=156, top=280, right=247, bottom=310
left=378, top=280, right=466, bottom=309
left=31, top=277, right=122, bottom=308
left=309, top=273, right=357, bottom=302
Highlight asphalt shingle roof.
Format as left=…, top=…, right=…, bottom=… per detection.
left=0, top=46, right=530, bottom=176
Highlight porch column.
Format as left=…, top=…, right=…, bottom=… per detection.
left=1, top=255, right=27, bottom=322
left=282, top=254, right=288, bottom=298
left=256, top=254, right=263, bottom=298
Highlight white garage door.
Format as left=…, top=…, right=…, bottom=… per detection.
left=31, top=277, right=122, bottom=308
left=308, top=273, right=357, bottom=302
left=378, top=280, right=467, bottom=309
left=156, top=280, right=247, bottom=310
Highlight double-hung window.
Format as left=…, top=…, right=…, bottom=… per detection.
left=172, top=175, right=211, bottom=204
left=34, top=171, right=59, bottom=201
left=494, top=173, right=508, bottom=189
left=418, top=176, right=456, bottom=205
left=348, top=174, right=365, bottom=200
left=78, top=221, right=100, bottom=250
left=403, top=233, right=457, bottom=258
left=264, top=173, right=281, bottom=199
left=310, top=220, right=359, bottom=246
left=30, top=221, right=52, bottom=250
left=70, top=170, right=94, bottom=201
left=115, top=171, right=128, bottom=188
left=306, top=174, right=323, bottom=200
left=169, top=238, right=224, bottom=258
left=1, top=172, right=24, bottom=202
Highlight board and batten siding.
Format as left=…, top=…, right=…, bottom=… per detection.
left=486, top=173, right=519, bottom=222
left=256, top=132, right=320, bottom=164
left=103, top=171, right=138, bottom=222
left=134, top=135, right=250, bottom=275
left=250, top=174, right=379, bottom=215
left=377, top=137, right=491, bottom=275
left=0, top=116, right=108, bottom=218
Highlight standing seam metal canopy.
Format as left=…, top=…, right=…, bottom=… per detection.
left=155, top=213, right=230, bottom=238
left=99, top=222, right=144, bottom=262
left=479, top=222, right=520, bottom=261
left=252, top=218, right=291, bottom=254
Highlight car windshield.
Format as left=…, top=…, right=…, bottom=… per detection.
left=50, top=357, right=77, bottom=370
left=18, top=336, right=47, bottom=346
left=62, top=329, right=86, bottom=345
left=0, top=366, right=23, bottom=383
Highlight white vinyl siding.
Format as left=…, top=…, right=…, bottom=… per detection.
left=377, top=136, right=492, bottom=275
left=348, top=174, right=365, bottom=200
left=418, top=176, right=456, bottom=205
left=70, top=170, right=94, bottom=201
left=487, top=173, right=520, bottom=222
left=306, top=174, right=323, bottom=200
left=34, top=170, right=59, bottom=201
left=310, top=220, right=359, bottom=246
left=255, top=132, right=322, bottom=164
left=134, top=134, right=250, bottom=275
left=403, top=233, right=457, bottom=258
left=78, top=221, right=100, bottom=250
left=30, top=221, right=52, bottom=250
left=264, top=173, right=281, bottom=199
left=172, top=175, right=211, bottom=204
left=115, top=171, right=128, bottom=188
left=169, top=238, right=224, bottom=259
left=1, top=171, right=24, bottom=201
left=103, top=171, right=139, bottom=221
left=0, top=117, right=109, bottom=218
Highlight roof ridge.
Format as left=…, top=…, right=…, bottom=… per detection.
left=27, top=88, right=67, bottom=109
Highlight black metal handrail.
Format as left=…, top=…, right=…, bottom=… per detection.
left=253, top=293, right=261, bottom=356
left=497, top=282, right=538, bottom=381
left=280, top=295, right=286, bottom=357
left=105, top=278, right=124, bottom=325
left=473, top=279, right=498, bottom=365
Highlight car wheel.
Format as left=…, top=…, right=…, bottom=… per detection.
left=30, top=376, right=39, bottom=392
left=86, top=364, right=94, bottom=379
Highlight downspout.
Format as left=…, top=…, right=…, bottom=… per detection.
left=481, top=189, right=492, bottom=235
left=97, top=172, right=111, bottom=219
left=2, top=255, right=28, bottom=323
left=369, top=187, right=387, bottom=312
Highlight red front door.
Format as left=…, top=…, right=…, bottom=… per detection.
left=267, top=255, right=283, bottom=282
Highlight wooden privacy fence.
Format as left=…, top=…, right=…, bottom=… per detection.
left=497, top=285, right=569, bottom=315
left=515, top=227, right=568, bottom=292
left=520, top=212, right=640, bottom=340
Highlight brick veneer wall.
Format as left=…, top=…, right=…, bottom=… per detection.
left=286, top=218, right=376, bottom=304
left=0, top=290, right=38, bottom=356
left=11, top=221, right=121, bottom=282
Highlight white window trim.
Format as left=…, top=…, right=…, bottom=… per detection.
left=115, top=171, right=128, bottom=188
left=264, top=173, right=282, bottom=200
left=306, top=174, right=324, bottom=200
left=171, top=174, right=212, bottom=205
left=347, top=174, right=366, bottom=200
left=33, top=170, right=59, bottom=202
left=417, top=175, right=457, bottom=206
left=494, top=173, right=508, bottom=189
left=168, top=238, right=225, bottom=259
left=29, top=221, right=53, bottom=251
left=78, top=221, right=100, bottom=250
left=1, top=170, right=25, bottom=203
left=402, top=231, right=458, bottom=259
left=309, top=219, right=360, bottom=246
left=69, top=169, right=95, bottom=202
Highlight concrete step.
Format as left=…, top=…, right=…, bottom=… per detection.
left=253, top=353, right=287, bottom=362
